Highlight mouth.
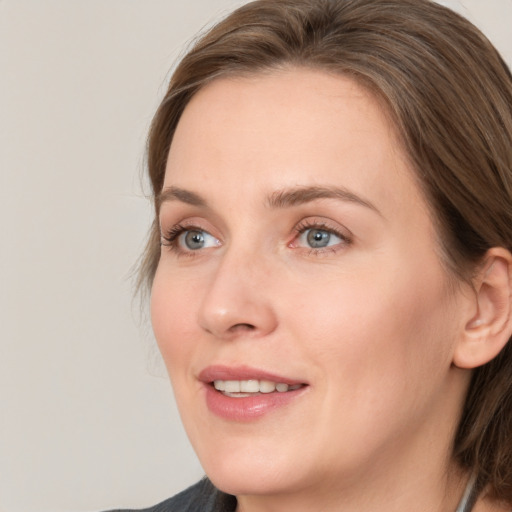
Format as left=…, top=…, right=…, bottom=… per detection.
left=198, top=365, right=308, bottom=420
left=212, top=379, right=305, bottom=397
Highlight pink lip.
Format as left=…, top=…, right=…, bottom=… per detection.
left=198, top=365, right=308, bottom=422
left=198, top=365, right=306, bottom=386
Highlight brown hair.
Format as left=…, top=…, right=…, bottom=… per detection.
left=140, top=0, right=512, bottom=503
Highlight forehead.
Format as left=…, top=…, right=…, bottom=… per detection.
left=170, top=68, right=397, bottom=159
left=164, top=68, right=424, bottom=219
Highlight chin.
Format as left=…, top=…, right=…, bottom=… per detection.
left=191, top=432, right=309, bottom=497
left=205, top=460, right=301, bottom=497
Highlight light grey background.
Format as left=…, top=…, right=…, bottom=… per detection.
left=1, top=1, right=511, bottom=511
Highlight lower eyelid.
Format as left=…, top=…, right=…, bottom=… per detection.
left=160, top=225, right=222, bottom=256
left=181, top=230, right=220, bottom=250
left=292, top=220, right=351, bottom=244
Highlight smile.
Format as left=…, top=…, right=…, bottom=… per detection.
left=213, top=379, right=304, bottom=396
left=199, top=366, right=309, bottom=420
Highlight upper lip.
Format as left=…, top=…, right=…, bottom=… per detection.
left=198, top=365, right=307, bottom=386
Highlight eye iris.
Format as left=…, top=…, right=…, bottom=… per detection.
left=307, top=229, right=330, bottom=248
left=184, top=230, right=205, bottom=250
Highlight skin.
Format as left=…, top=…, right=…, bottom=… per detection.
left=151, top=68, right=486, bottom=512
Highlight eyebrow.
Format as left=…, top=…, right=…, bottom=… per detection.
left=157, top=184, right=381, bottom=216
left=266, top=185, right=381, bottom=215
left=157, top=186, right=208, bottom=209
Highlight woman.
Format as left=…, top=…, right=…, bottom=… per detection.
left=124, top=0, right=512, bottom=510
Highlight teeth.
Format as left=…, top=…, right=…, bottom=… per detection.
left=213, top=380, right=225, bottom=391
left=259, top=380, right=276, bottom=393
left=213, top=380, right=300, bottom=394
left=241, top=380, right=260, bottom=392
left=224, top=381, right=240, bottom=393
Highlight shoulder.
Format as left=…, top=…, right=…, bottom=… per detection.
left=104, top=478, right=237, bottom=512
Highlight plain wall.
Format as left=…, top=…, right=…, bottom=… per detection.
left=1, top=1, right=511, bottom=511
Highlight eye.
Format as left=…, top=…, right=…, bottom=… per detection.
left=177, top=229, right=220, bottom=251
left=291, top=219, right=351, bottom=253
left=298, top=228, right=342, bottom=248
left=161, top=224, right=220, bottom=254
left=302, top=228, right=340, bottom=248
left=181, top=229, right=216, bottom=250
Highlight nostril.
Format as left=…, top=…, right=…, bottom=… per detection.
left=229, top=323, right=256, bottom=332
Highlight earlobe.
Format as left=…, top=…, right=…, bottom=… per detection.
left=453, top=248, right=512, bottom=369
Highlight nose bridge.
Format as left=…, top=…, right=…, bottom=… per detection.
left=198, top=241, right=277, bottom=339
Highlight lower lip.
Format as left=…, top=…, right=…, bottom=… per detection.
left=204, top=384, right=307, bottom=421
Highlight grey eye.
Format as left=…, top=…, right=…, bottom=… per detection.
left=306, top=229, right=332, bottom=248
left=178, top=229, right=220, bottom=251
left=184, top=230, right=206, bottom=250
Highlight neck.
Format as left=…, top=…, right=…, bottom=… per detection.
left=236, top=462, right=469, bottom=512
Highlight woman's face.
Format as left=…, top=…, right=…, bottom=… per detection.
left=151, top=69, right=470, bottom=499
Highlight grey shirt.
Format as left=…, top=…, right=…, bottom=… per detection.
left=106, top=479, right=236, bottom=512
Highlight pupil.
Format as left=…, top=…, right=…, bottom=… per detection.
left=307, top=229, right=330, bottom=248
left=185, top=231, right=204, bottom=249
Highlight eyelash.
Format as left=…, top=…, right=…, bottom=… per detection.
left=161, top=223, right=188, bottom=246
left=292, top=219, right=352, bottom=255
left=160, top=219, right=352, bottom=257
left=160, top=223, right=207, bottom=258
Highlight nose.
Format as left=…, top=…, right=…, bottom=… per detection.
left=198, top=250, right=278, bottom=340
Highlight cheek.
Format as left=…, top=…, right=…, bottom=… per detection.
left=286, top=256, right=457, bottom=399
left=150, top=267, right=199, bottom=375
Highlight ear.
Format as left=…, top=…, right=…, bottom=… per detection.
left=453, top=247, right=512, bottom=369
